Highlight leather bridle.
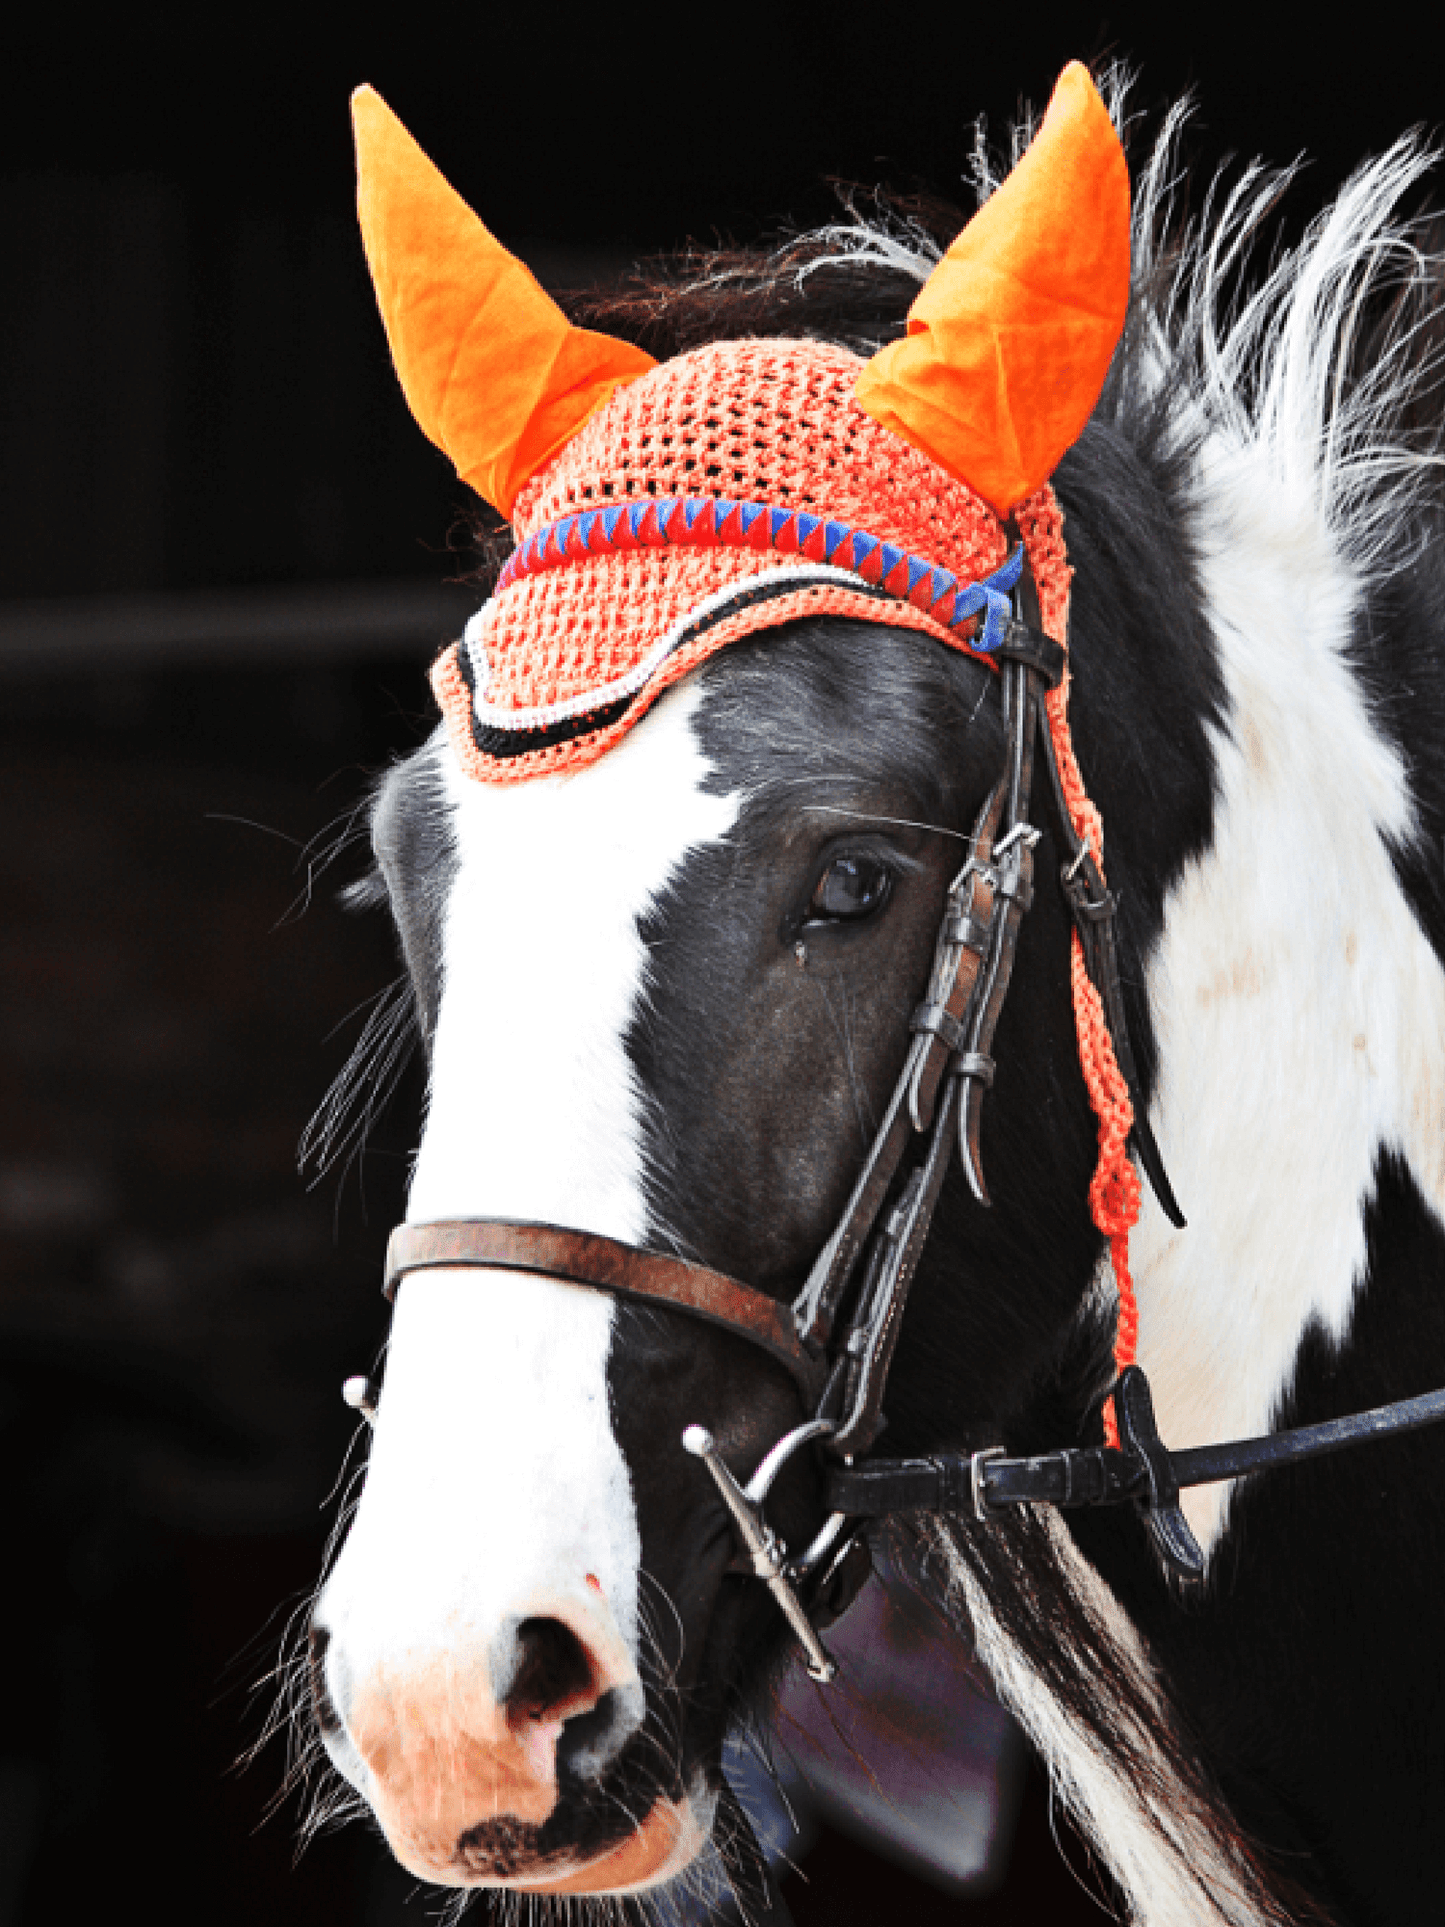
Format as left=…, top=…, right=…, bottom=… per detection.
left=366, top=546, right=1445, bottom=1679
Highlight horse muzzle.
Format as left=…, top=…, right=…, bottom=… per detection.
left=313, top=1588, right=707, bottom=1890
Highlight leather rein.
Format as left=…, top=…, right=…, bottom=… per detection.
left=370, top=549, right=1445, bottom=1677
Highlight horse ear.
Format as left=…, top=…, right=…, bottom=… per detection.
left=351, top=86, right=656, bottom=519
left=855, top=63, right=1130, bottom=517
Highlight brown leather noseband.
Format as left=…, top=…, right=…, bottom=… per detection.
left=384, top=1219, right=828, bottom=1406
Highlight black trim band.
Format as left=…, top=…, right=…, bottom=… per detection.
left=462, top=572, right=896, bottom=761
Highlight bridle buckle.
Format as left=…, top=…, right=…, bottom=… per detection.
left=970, top=1446, right=1006, bottom=1521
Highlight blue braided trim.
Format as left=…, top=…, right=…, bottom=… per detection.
left=494, top=493, right=1023, bottom=655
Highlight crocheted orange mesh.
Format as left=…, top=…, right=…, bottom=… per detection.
left=431, top=338, right=1009, bottom=785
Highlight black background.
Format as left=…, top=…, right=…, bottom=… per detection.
left=6, top=13, right=1441, bottom=605
left=0, top=10, right=1437, bottom=1923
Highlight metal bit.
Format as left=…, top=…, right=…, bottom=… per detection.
left=683, top=1425, right=837, bottom=1682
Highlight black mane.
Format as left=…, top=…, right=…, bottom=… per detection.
left=558, top=191, right=959, bottom=362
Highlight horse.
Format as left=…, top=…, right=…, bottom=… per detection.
left=299, top=68, right=1445, bottom=1927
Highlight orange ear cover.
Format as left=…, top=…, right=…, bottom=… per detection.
left=351, top=86, right=656, bottom=519
left=855, top=63, right=1130, bottom=517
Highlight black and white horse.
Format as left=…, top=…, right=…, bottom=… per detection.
left=304, top=96, right=1445, bottom=1924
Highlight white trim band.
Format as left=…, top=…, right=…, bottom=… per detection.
left=461, top=563, right=869, bottom=733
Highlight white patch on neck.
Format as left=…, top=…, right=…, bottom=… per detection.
left=1130, top=459, right=1445, bottom=1550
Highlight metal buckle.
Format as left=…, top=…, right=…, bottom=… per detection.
left=970, top=1446, right=1005, bottom=1521
left=950, top=853, right=997, bottom=896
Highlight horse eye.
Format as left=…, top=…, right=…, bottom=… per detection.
left=808, top=854, right=894, bottom=923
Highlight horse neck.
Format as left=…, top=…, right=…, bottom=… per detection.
left=1047, top=414, right=1445, bottom=1918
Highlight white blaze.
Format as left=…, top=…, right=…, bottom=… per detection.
left=319, top=684, right=738, bottom=1806
left=410, top=688, right=737, bottom=1239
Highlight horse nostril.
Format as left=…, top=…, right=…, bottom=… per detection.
left=498, top=1617, right=642, bottom=1783
left=503, top=1616, right=596, bottom=1725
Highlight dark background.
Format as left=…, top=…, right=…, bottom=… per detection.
left=1, top=11, right=1438, bottom=1923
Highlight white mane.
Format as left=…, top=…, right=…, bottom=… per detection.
left=795, top=71, right=1445, bottom=582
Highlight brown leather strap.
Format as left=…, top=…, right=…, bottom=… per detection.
left=384, top=1220, right=827, bottom=1405
left=907, top=779, right=1007, bottom=1133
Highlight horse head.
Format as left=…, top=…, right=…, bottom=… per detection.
left=283, top=48, right=1445, bottom=1924
left=310, top=65, right=1145, bottom=1898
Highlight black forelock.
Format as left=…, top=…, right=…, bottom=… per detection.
left=553, top=192, right=962, bottom=364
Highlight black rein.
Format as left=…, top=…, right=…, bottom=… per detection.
left=825, top=1362, right=1445, bottom=1582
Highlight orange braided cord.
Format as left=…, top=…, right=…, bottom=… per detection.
left=1015, top=488, right=1141, bottom=1446
left=1069, top=933, right=1143, bottom=1443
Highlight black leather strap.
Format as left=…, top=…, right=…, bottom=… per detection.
left=826, top=1071, right=965, bottom=1457
left=956, top=661, right=1041, bottom=1204
left=791, top=779, right=1005, bottom=1354
left=822, top=1366, right=1445, bottom=1580
left=907, top=780, right=1007, bottom=1136
left=994, top=616, right=1066, bottom=687
left=1037, top=704, right=1186, bottom=1228
left=823, top=1453, right=978, bottom=1515
left=1114, top=1366, right=1204, bottom=1577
